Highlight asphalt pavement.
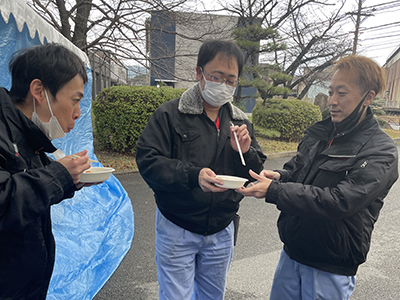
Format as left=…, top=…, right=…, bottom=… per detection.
left=93, top=150, right=400, bottom=300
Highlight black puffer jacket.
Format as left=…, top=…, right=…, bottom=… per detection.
left=136, top=83, right=266, bottom=235
left=266, top=109, right=398, bottom=276
left=0, top=88, right=76, bottom=299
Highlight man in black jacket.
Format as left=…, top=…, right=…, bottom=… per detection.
left=0, top=44, right=94, bottom=299
left=136, top=40, right=266, bottom=299
left=238, top=55, right=399, bottom=299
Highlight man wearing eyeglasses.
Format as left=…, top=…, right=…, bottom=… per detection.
left=136, top=40, right=266, bottom=300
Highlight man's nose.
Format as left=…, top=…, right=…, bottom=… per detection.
left=328, top=94, right=338, bottom=106
left=73, top=105, right=81, bottom=120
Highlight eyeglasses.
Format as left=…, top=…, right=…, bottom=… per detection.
left=202, top=68, right=240, bottom=87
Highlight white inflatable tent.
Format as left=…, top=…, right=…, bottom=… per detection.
left=0, top=1, right=134, bottom=299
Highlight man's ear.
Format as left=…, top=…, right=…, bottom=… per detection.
left=196, top=67, right=202, bottom=81
left=29, top=79, right=45, bottom=105
left=364, top=90, right=376, bottom=106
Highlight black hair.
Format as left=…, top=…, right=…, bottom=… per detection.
left=196, top=40, right=244, bottom=77
left=8, top=43, right=88, bottom=103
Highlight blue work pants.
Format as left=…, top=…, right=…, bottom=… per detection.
left=155, top=209, right=234, bottom=300
left=270, top=249, right=356, bottom=300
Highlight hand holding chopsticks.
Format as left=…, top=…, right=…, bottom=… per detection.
left=230, top=121, right=246, bottom=166
left=70, top=154, right=98, bottom=163
left=53, top=148, right=97, bottom=163
left=54, top=149, right=96, bottom=184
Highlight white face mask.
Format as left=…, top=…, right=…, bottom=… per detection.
left=200, top=74, right=236, bottom=107
left=31, top=90, right=66, bottom=140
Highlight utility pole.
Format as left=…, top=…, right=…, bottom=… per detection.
left=346, top=0, right=373, bottom=54
left=352, top=0, right=363, bottom=54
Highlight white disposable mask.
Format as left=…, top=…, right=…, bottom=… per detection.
left=200, top=74, right=236, bottom=107
left=31, top=90, right=65, bottom=140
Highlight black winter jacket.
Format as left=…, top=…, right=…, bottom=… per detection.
left=136, top=83, right=266, bottom=235
left=0, top=88, right=76, bottom=299
left=266, top=109, right=398, bottom=276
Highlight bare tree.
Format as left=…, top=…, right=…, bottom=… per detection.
left=25, top=1, right=244, bottom=86
left=25, top=0, right=194, bottom=69
left=276, top=1, right=352, bottom=98
left=218, top=0, right=353, bottom=100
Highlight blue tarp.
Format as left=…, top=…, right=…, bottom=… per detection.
left=0, top=3, right=134, bottom=299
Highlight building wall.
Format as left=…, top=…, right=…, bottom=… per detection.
left=385, top=50, right=400, bottom=108
left=174, top=12, right=238, bottom=89
left=89, top=51, right=128, bottom=100
left=89, top=53, right=110, bottom=99
left=110, top=62, right=128, bottom=86
left=148, top=12, right=238, bottom=89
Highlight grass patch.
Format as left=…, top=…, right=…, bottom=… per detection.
left=258, top=138, right=298, bottom=153
left=94, top=148, right=137, bottom=172
left=93, top=137, right=137, bottom=172
left=383, top=129, right=400, bottom=139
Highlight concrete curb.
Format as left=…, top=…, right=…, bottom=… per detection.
left=114, top=169, right=139, bottom=175
left=265, top=151, right=296, bottom=160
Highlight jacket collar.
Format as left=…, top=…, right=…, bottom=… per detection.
left=307, top=107, right=379, bottom=157
left=307, top=107, right=377, bottom=139
left=178, top=82, right=248, bottom=121
left=0, top=88, right=57, bottom=153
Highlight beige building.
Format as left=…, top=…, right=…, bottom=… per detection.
left=147, top=11, right=238, bottom=89
left=89, top=51, right=128, bottom=100
left=384, top=48, right=400, bottom=108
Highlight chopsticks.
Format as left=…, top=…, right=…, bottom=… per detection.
left=53, top=149, right=98, bottom=163
left=70, top=154, right=98, bottom=163
left=230, top=121, right=246, bottom=166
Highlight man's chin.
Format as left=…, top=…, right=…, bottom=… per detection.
left=330, top=114, right=343, bottom=123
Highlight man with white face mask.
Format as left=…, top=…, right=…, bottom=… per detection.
left=136, top=40, right=266, bottom=299
left=0, top=43, right=94, bottom=299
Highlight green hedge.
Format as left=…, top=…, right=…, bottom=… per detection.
left=93, top=85, right=185, bottom=154
left=252, top=98, right=322, bottom=142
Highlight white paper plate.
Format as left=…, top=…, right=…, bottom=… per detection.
left=79, top=167, right=115, bottom=183
left=215, top=175, right=248, bottom=189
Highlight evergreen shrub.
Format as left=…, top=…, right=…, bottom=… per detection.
left=93, top=85, right=185, bottom=154
left=252, top=98, right=322, bottom=142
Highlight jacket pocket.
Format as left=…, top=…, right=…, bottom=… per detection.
left=176, top=128, right=201, bottom=142
left=174, top=127, right=204, bottom=164
left=313, top=157, right=355, bottom=188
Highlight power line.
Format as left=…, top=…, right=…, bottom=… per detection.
left=360, top=21, right=400, bottom=33
left=361, top=30, right=400, bottom=40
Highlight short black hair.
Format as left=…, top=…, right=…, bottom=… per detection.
left=197, top=40, right=244, bottom=77
left=9, top=43, right=88, bottom=103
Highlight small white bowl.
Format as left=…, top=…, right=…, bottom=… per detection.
left=215, top=175, right=248, bottom=189
left=79, top=167, right=115, bottom=183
